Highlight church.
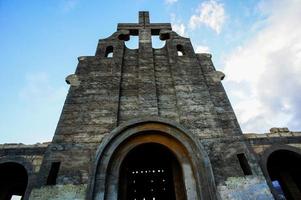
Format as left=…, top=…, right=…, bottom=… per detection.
left=1, top=11, right=301, bottom=200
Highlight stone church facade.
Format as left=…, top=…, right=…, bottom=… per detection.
left=1, top=12, right=301, bottom=200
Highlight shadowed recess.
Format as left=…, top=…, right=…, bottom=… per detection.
left=267, top=150, right=301, bottom=200
left=0, top=162, right=28, bottom=200
left=118, top=143, right=186, bottom=200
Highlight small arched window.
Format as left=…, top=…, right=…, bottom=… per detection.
left=105, top=46, right=113, bottom=58
left=176, top=45, right=185, bottom=56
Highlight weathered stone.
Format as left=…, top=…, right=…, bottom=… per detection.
left=270, top=127, right=290, bottom=133
left=65, top=74, right=81, bottom=86
left=217, top=176, right=274, bottom=200
left=29, top=184, right=87, bottom=200
left=210, top=71, right=225, bottom=82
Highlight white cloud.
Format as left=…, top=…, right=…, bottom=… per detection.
left=165, top=0, right=178, bottom=5
left=195, top=45, right=210, bottom=53
left=172, top=23, right=186, bottom=36
left=223, top=0, right=301, bottom=132
left=189, top=0, right=225, bottom=34
left=171, top=13, right=187, bottom=36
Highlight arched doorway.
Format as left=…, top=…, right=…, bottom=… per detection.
left=118, top=143, right=186, bottom=200
left=267, top=149, right=301, bottom=200
left=88, top=118, right=218, bottom=200
left=0, top=162, right=28, bottom=200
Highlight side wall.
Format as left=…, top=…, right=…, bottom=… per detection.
left=245, top=129, right=301, bottom=199
left=0, top=143, right=48, bottom=200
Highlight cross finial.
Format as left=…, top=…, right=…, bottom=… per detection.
left=117, top=11, right=171, bottom=32
left=139, top=11, right=150, bottom=27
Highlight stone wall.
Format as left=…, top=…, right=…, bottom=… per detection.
left=244, top=128, right=301, bottom=155
left=35, top=12, right=248, bottom=189
left=29, top=184, right=86, bottom=200
left=0, top=142, right=48, bottom=173
left=217, top=176, right=274, bottom=200
left=0, top=142, right=48, bottom=199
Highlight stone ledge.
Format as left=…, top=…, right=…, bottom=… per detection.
left=0, top=142, right=50, bottom=149
left=244, top=131, right=301, bottom=139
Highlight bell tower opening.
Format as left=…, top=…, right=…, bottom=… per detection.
left=118, top=143, right=186, bottom=200
left=267, top=150, right=301, bottom=200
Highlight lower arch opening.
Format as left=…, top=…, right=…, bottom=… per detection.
left=0, top=162, right=28, bottom=200
left=267, top=150, right=301, bottom=200
left=118, top=143, right=186, bottom=200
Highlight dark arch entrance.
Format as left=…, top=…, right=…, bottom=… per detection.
left=89, top=119, right=219, bottom=200
left=267, top=150, right=301, bottom=200
left=0, top=162, right=28, bottom=200
left=118, top=143, right=186, bottom=200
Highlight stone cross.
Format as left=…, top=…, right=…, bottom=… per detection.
left=117, top=11, right=172, bottom=43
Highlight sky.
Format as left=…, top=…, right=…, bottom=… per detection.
left=0, top=0, right=300, bottom=144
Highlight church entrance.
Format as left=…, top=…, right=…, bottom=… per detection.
left=90, top=120, right=219, bottom=200
left=118, top=143, right=186, bottom=200
left=267, top=150, right=301, bottom=200
left=0, top=162, right=28, bottom=200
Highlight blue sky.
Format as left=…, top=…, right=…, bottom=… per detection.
left=1, top=0, right=300, bottom=144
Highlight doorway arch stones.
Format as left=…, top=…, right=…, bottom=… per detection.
left=87, top=117, right=219, bottom=200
